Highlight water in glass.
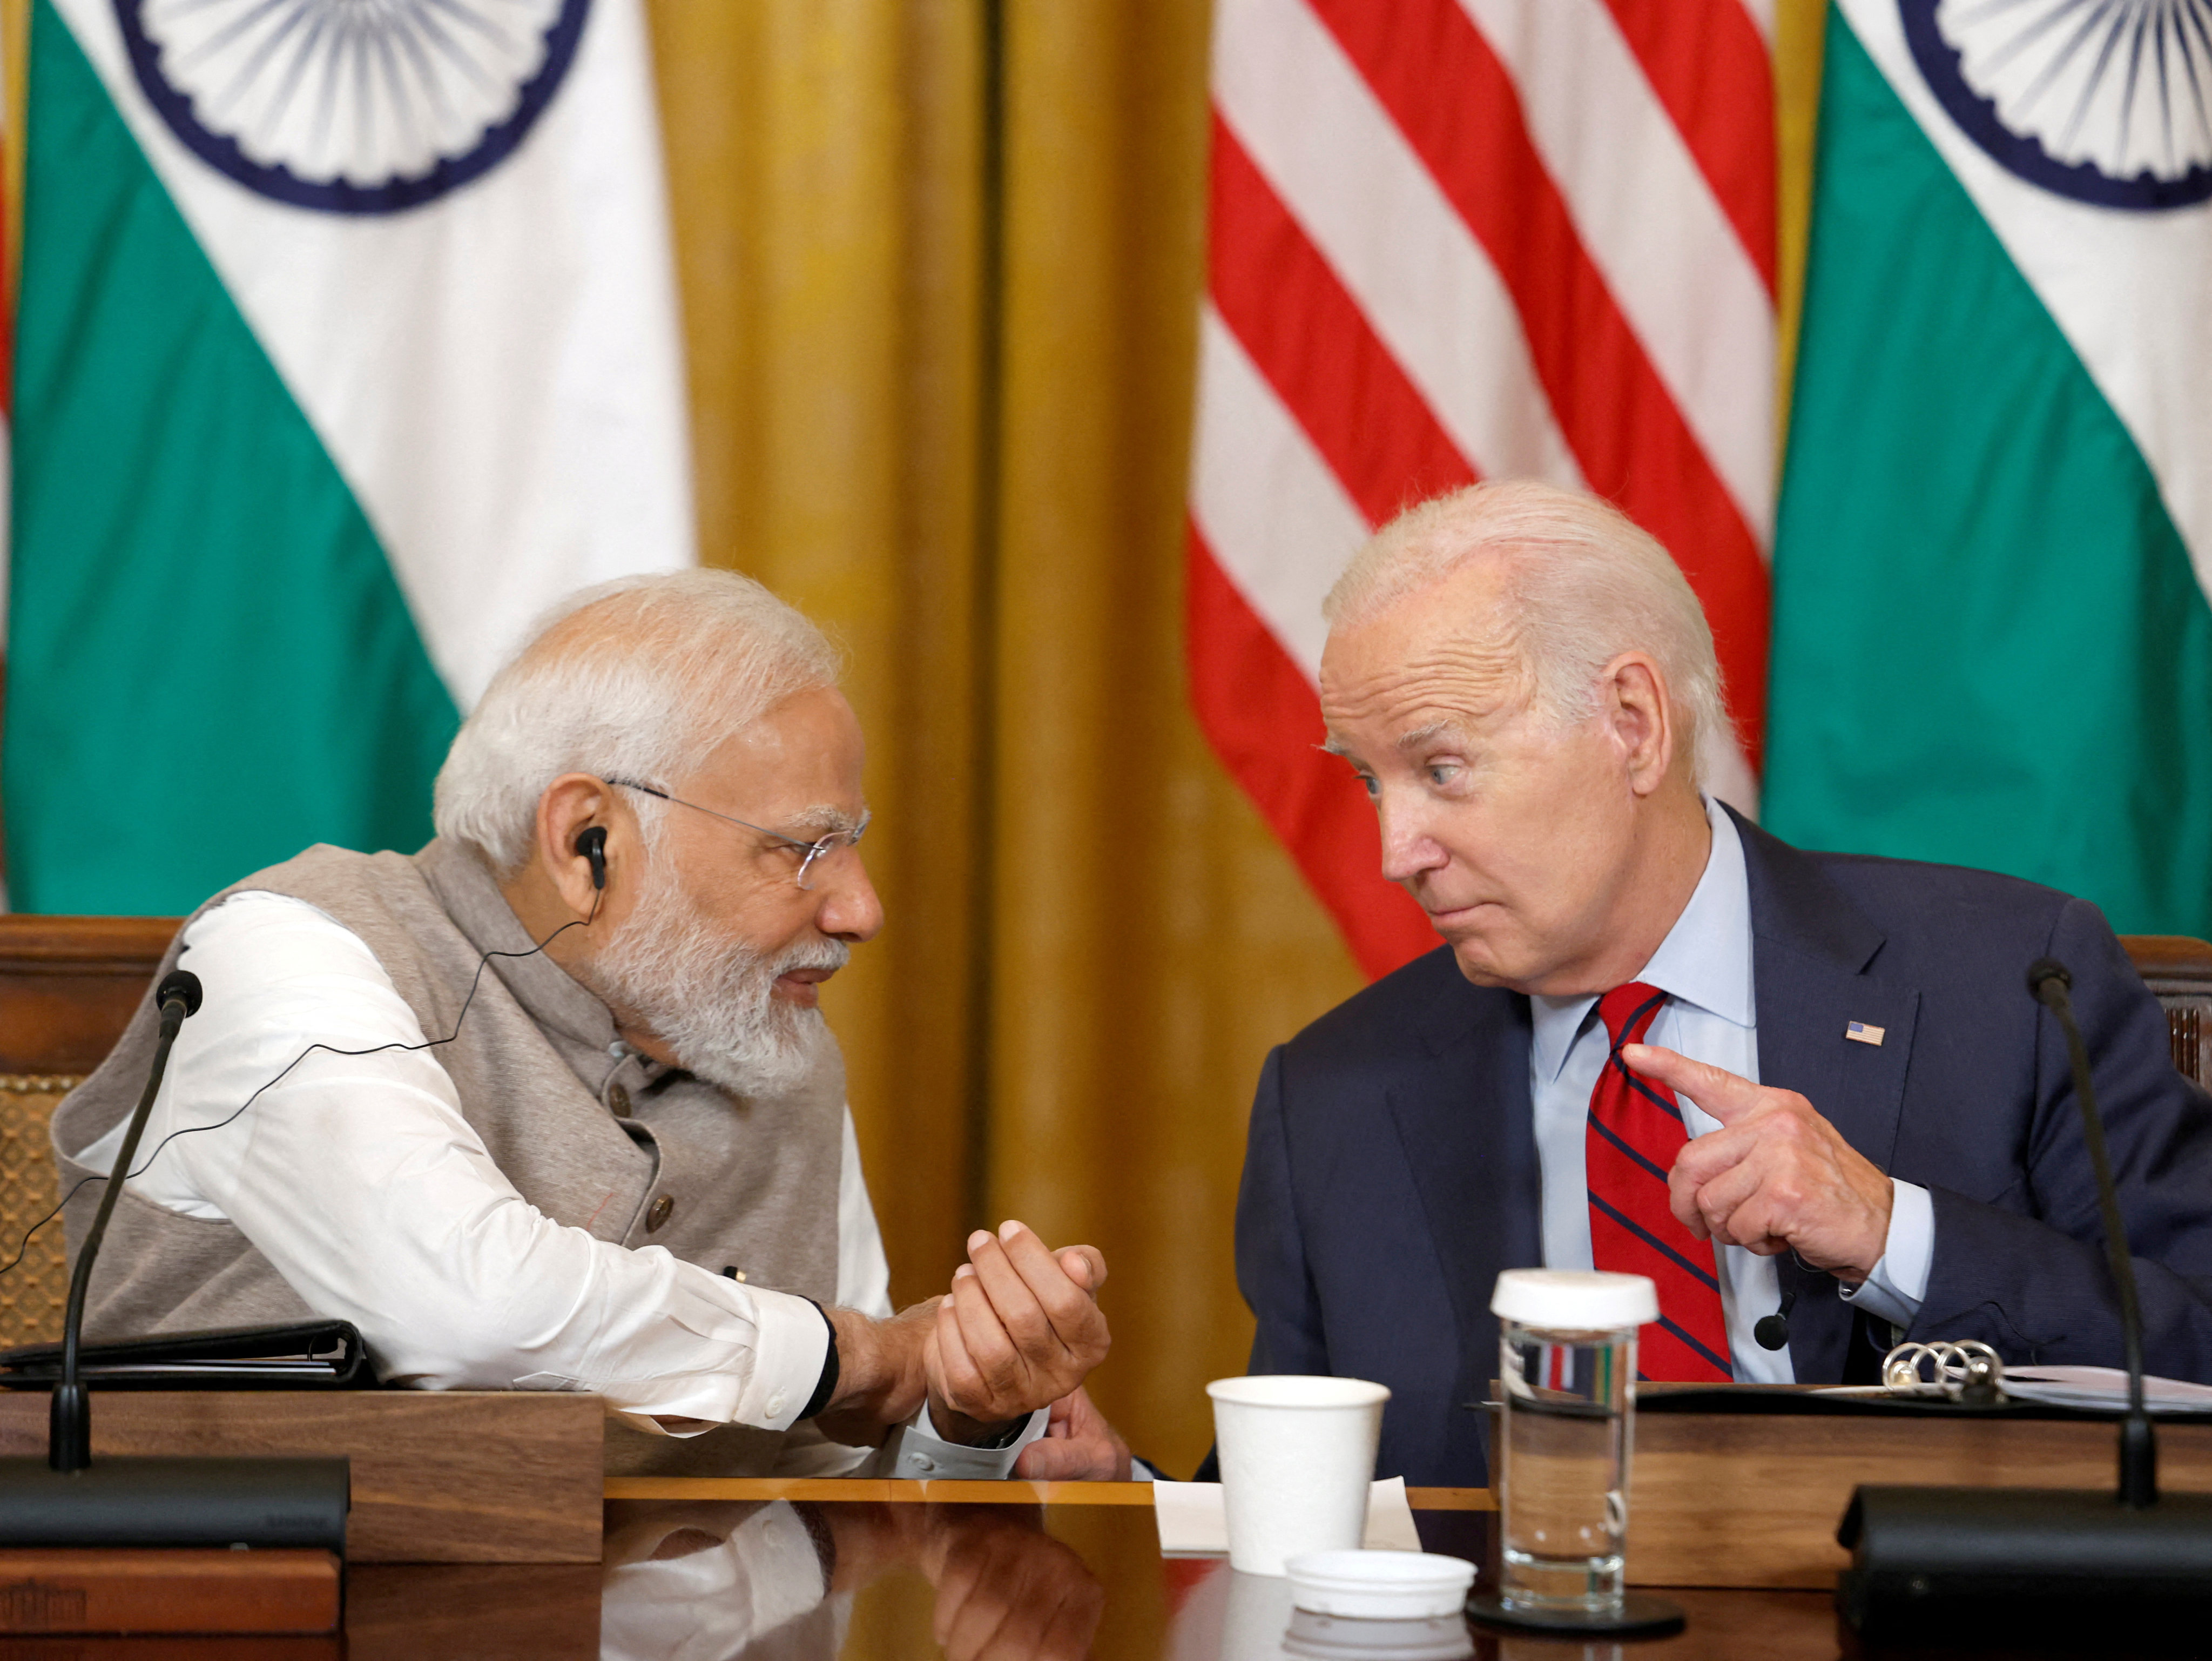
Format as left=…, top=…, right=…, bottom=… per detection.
left=1497, top=1317, right=1633, bottom=1612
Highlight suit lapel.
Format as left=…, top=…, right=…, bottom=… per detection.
left=1390, top=973, right=1540, bottom=1362
left=1735, top=812, right=1921, bottom=1383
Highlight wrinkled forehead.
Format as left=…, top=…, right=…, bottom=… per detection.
left=1319, top=568, right=1535, bottom=744
left=677, top=687, right=868, bottom=826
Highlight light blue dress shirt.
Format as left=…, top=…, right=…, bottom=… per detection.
left=1527, top=798, right=1931, bottom=1381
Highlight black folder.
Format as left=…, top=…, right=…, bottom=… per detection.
left=0, top=1320, right=374, bottom=1390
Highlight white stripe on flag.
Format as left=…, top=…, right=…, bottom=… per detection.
left=52, top=0, right=695, bottom=708
left=1455, top=0, right=1775, bottom=544
left=1191, top=305, right=1372, bottom=682
left=1835, top=0, right=2212, bottom=605
left=1211, top=0, right=1584, bottom=493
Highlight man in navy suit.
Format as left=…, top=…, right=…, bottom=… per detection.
left=1235, top=480, right=2212, bottom=1486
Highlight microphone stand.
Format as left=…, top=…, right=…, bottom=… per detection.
left=49, top=971, right=200, bottom=1471
left=1835, top=957, right=2212, bottom=1643
left=0, top=970, right=349, bottom=1550
left=2031, top=961, right=2156, bottom=1509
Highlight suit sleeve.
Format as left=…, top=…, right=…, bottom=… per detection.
left=1914, top=899, right=2212, bottom=1380
left=1236, top=1046, right=1330, bottom=1378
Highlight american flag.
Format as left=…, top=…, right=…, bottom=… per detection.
left=1188, top=0, right=1776, bottom=978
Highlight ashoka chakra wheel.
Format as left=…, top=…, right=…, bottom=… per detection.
left=114, top=0, right=594, bottom=214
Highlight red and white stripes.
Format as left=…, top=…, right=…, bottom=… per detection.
left=1189, top=0, right=1776, bottom=979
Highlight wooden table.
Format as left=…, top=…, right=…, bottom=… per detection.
left=0, top=1480, right=2157, bottom=1658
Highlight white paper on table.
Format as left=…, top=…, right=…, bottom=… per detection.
left=2000, top=1366, right=2212, bottom=1414
left=1152, top=1476, right=1422, bottom=1556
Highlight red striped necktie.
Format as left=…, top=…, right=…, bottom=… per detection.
left=1585, top=982, right=1734, bottom=1382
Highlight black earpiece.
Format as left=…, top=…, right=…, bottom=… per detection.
left=576, top=825, right=609, bottom=891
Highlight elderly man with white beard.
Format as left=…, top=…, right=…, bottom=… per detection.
left=52, top=571, right=1126, bottom=1480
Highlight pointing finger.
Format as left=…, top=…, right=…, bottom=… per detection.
left=1619, top=1044, right=1764, bottom=1125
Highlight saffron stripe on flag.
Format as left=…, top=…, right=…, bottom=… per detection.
left=1211, top=0, right=1581, bottom=491
left=1307, top=0, right=1772, bottom=758
left=1208, top=118, right=1478, bottom=531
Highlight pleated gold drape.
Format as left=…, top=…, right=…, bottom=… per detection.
left=0, top=0, right=1833, bottom=1477
left=644, top=0, right=1833, bottom=1476
left=645, top=0, right=1364, bottom=1477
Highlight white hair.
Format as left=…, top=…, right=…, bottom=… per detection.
left=1323, top=481, right=1730, bottom=784
left=434, top=570, right=843, bottom=877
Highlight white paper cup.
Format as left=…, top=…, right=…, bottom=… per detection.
left=1208, top=1375, right=1391, bottom=1576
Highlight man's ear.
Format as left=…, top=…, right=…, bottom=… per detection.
left=1605, top=654, right=1675, bottom=797
left=536, top=775, right=619, bottom=919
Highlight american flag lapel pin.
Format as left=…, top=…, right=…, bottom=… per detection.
left=1846, top=1020, right=1885, bottom=1047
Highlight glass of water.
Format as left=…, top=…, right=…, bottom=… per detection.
left=1490, top=1269, right=1657, bottom=1616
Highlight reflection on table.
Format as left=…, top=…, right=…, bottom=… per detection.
left=594, top=1494, right=1859, bottom=1661
left=603, top=1497, right=1108, bottom=1661
left=16, top=1484, right=2147, bottom=1659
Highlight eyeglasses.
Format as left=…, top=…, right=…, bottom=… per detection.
left=604, top=778, right=869, bottom=890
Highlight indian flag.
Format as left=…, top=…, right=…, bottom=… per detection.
left=4, top=0, right=693, bottom=914
left=1767, top=0, right=2212, bottom=934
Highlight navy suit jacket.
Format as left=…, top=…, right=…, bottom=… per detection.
left=1233, top=812, right=2212, bottom=1485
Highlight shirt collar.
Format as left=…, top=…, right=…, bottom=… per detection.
left=1528, top=797, right=1754, bottom=1082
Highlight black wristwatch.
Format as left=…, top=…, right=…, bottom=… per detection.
left=797, top=1298, right=840, bottom=1420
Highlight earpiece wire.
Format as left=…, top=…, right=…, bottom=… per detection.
left=0, top=888, right=605, bottom=1285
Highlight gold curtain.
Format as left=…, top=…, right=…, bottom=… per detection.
left=645, top=0, right=1363, bottom=1476
left=643, top=0, right=1835, bottom=1476
left=0, top=0, right=1835, bottom=1477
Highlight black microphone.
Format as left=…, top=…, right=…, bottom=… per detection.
left=0, top=968, right=348, bottom=1550
left=50, top=970, right=201, bottom=1471
left=1754, top=1286, right=1795, bottom=1351
left=2028, top=956, right=2156, bottom=1506
left=1835, top=954, right=2212, bottom=1643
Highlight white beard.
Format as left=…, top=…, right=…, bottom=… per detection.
left=575, top=863, right=848, bottom=1099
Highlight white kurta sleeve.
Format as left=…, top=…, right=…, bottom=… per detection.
left=80, top=891, right=828, bottom=1430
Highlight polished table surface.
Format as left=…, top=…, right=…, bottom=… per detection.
left=0, top=1480, right=2172, bottom=1659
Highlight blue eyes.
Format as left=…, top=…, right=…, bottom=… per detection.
left=1354, top=766, right=1460, bottom=797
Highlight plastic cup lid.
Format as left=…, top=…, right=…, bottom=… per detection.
left=1284, top=1550, right=1475, bottom=1591
left=1490, top=1269, right=1658, bottom=1330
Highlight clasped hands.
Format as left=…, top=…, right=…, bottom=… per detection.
left=1620, top=1044, right=1894, bottom=1282
left=818, top=1219, right=1126, bottom=1478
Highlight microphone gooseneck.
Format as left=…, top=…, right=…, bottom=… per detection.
left=2027, top=956, right=2155, bottom=1508
left=51, top=969, right=202, bottom=1473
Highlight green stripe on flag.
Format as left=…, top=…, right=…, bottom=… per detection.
left=1766, top=5, right=2212, bottom=936
left=4, top=0, right=459, bottom=914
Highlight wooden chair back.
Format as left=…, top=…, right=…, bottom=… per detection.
left=0, top=921, right=2208, bottom=1351
left=2121, top=936, right=2212, bottom=1092
left=0, top=917, right=178, bottom=1349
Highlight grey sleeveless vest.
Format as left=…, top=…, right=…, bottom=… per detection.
left=49, top=839, right=847, bottom=1475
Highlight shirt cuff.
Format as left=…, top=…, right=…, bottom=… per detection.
left=880, top=1404, right=1050, bottom=1478
left=732, top=1287, right=832, bottom=1432
left=1839, top=1179, right=1934, bottom=1332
